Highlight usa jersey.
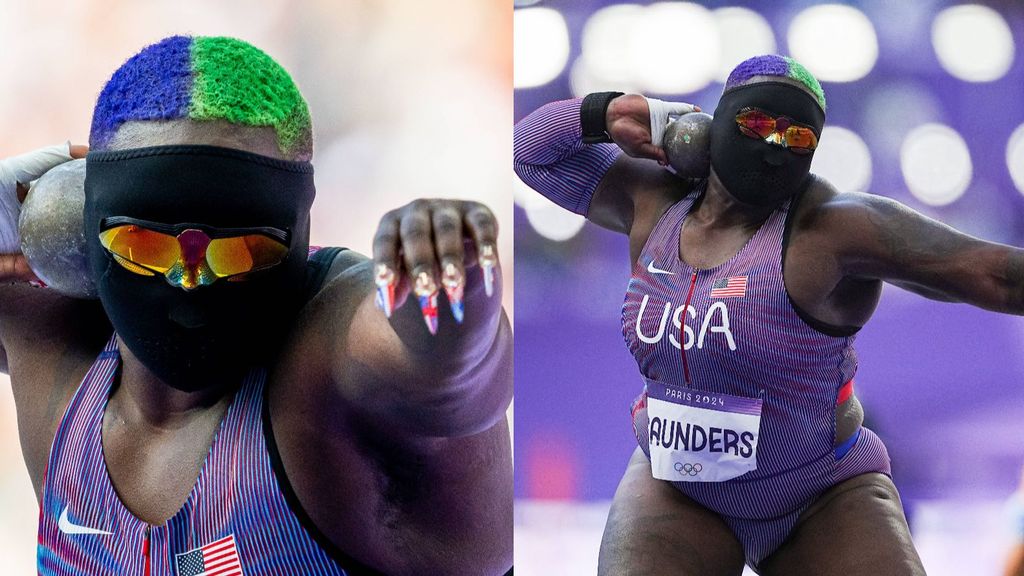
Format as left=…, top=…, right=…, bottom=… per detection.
left=623, top=183, right=890, bottom=563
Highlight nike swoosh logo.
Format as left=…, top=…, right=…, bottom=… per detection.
left=647, top=260, right=675, bottom=275
left=59, top=506, right=113, bottom=535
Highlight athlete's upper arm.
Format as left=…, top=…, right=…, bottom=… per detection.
left=0, top=283, right=110, bottom=495
left=828, top=191, right=1024, bottom=312
left=374, top=420, right=512, bottom=575
left=0, top=284, right=110, bottom=372
left=314, top=419, right=512, bottom=575
left=588, top=154, right=687, bottom=235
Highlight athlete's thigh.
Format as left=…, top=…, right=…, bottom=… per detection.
left=598, top=447, right=745, bottom=576
left=760, top=472, right=925, bottom=576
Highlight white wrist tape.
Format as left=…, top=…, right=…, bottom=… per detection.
left=0, top=142, right=73, bottom=253
left=646, top=97, right=698, bottom=147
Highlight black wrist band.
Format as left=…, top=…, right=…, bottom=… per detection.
left=580, top=91, right=624, bottom=144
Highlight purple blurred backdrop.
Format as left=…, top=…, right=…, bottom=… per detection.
left=514, top=0, right=1024, bottom=511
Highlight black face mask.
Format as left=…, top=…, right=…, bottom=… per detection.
left=710, top=81, right=825, bottom=207
left=84, top=145, right=316, bottom=391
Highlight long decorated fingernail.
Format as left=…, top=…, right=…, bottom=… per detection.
left=374, top=263, right=396, bottom=318
left=414, top=271, right=439, bottom=335
left=479, top=244, right=497, bottom=298
left=442, top=262, right=465, bottom=324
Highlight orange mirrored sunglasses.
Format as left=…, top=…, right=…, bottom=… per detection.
left=735, top=107, right=819, bottom=155
left=98, top=217, right=290, bottom=290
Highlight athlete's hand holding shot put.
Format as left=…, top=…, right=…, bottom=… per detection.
left=0, top=142, right=88, bottom=283
left=1, top=36, right=511, bottom=576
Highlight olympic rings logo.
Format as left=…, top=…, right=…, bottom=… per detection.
left=674, top=462, right=703, bottom=476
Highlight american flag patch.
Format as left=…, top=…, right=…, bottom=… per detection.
left=175, top=534, right=244, bottom=576
left=709, top=276, right=747, bottom=299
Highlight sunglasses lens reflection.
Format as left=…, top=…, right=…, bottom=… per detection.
left=99, top=225, right=180, bottom=274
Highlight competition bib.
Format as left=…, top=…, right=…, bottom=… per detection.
left=646, top=380, right=763, bottom=482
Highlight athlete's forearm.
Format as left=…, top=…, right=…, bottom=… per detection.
left=988, top=246, right=1024, bottom=314
left=513, top=98, right=621, bottom=215
left=877, top=243, right=1024, bottom=312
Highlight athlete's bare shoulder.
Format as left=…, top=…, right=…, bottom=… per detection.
left=322, top=248, right=372, bottom=285
left=789, top=174, right=886, bottom=245
left=782, top=177, right=889, bottom=328
left=793, top=175, right=932, bottom=262
left=591, top=155, right=693, bottom=234
left=787, top=174, right=839, bottom=228
left=592, top=159, right=699, bottom=265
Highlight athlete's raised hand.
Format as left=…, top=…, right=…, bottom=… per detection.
left=606, top=95, right=700, bottom=165
left=371, top=199, right=500, bottom=334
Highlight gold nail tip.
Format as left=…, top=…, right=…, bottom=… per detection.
left=414, top=272, right=438, bottom=294
left=478, top=245, right=498, bottom=266
left=442, top=268, right=463, bottom=286
left=443, top=261, right=461, bottom=276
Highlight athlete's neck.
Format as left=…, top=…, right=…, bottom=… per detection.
left=696, top=169, right=776, bottom=230
left=111, top=338, right=235, bottom=429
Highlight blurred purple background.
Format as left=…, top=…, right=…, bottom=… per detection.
left=514, top=0, right=1024, bottom=527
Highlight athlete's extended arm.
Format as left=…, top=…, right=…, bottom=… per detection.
left=829, top=190, right=1024, bottom=312
left=283, top=200, right=512, bottom=574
